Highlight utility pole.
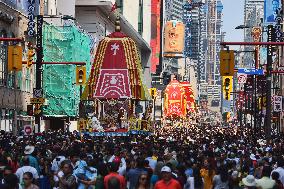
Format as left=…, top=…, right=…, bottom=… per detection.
left=35, top=15, right=44, bottom=132
left=265, top=25, right=274, bottom=139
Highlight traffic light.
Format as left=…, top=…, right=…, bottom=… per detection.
left=223, top=76, right=233, bottom=100
left=8, top=45, right=23, bottom=72
left=220, top=50, right=235, bottom=76
left=76, top=66, right=86, bottom=85
left=149, top=88, right=157, bottom=99
left=27, top=49, right=35, bottom=68
left=27, top=105, right=33, bottom=116
left=162, top=72, right=171, bottom=85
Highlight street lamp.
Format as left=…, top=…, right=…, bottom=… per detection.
left=235, top=25, right=251, bottom=29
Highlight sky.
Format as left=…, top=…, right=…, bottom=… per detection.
left=222, top=0, right=245, bottom=42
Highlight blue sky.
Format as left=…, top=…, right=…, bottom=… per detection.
left=222, top=0, right=245, bottom=42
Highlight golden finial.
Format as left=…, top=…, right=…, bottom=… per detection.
left=115, top=16, right=121, bottom=32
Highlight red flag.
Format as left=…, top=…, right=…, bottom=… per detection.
left=111, top=2, right=117, bottom=12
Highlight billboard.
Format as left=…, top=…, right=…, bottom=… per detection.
left=150, top=0, right=161, bottom=73
left=163, top=20, right=185, bottom=58
left=264, top=0, right=281, bottom=23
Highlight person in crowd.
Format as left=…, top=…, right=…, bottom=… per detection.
left=201, top=159, right=215, bottom=189
left=127, top=158, right=146, bottom=189
left=271, top=171, right=284, bottom=189
left=242, top=175, right=257, bottom=189
left=95, top=162, right=108, bottom=189
left=150, top=161, right=164, bottom=188
left=0, top=173, right=20, bottom=189
left=135, top=172, right=150, bottom=189
left=22, top=172, right=39, bottom=189
left=58, top=160, right=77, bottom=189
left=24, top=146, right=40, bottom=175
left=272, top=158, right=284, bottom=185
left=154, top=166, right=182, bottom=189
left=256, top=166, right=275, bottom=189
left=1, top=166, right=13, bottom=184
left=212, top=165, right=229, bottom=189
left=104, top=162, right=126, bottom=189
left=15, top=156, right=39, bottom=184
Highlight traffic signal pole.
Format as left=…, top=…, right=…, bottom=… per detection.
left=220, top=41, right=284, bottom=139
left=35, top=15, right=44, bottom=132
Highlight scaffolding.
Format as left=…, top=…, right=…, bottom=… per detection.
left=42, top=22, right=94, bottom=117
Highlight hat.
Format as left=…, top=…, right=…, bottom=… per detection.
left=242, top=175, right=257, bottom=187
left=250, top=154, right=256, bottom=161
left=24, top=145, right=35, bottom=155
left=161, top=166, right=171, bottom=173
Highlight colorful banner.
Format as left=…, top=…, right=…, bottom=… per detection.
left=81, top=130, right=152, bottom=137
left=264, top=0, right=280, bottom=23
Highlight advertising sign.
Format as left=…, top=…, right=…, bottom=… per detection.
left=164, top=20, right=185, bottom=58
left=264, top=0, right=280, bottom=23
left=274, top=96, right=282, bottom=112
left=27, top=0, right=36, bottom=37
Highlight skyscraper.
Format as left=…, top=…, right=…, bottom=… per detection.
left=183, top=0, right=224, bottom=111
left=243, top=0, right=264, bottom=67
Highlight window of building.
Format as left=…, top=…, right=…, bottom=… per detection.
left=0, top=30, right=7, bottom=86
left=115, top=0, right=124, bottom=14
left=25, top=69, right=31, bottom=92
left=44, top=0, right=49, bottom=15
left=138, top=0, right=143, bottom=35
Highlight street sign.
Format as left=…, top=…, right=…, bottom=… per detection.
left=30, top=98, right=45, bottom=104
left=33, top=88, right=43, bottom=98
left=24, top=125, right=32, bottom=135
left=273, top=96, right=282, bottom=112
left=238, top=68, right=264, bottom=75
left=237, top=73, right=247, bottom=84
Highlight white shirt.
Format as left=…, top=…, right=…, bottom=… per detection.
left=51, top=156, right=66, bottom=172
left=145, top=157, right=157, bottom=170
left=272, top=167, right=284, bottom=185
left=16, top=166, right=39, bottom=182
left=184, top=176, right=194, bottom=189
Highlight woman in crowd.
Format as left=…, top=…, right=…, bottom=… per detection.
left=22, top=172, right=39, bottom=189
left=212, top=165, right=229, bottom=189
left=135, top=172, right=150, bottom=189
left=200, top=159, right=215, bottom=189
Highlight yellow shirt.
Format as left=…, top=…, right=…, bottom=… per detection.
left=200, top=168, right=215, bottom=189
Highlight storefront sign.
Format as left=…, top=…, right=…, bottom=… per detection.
left=274, top=96, right=282, bottom=112
left=274, top=8, right=283, bottom=42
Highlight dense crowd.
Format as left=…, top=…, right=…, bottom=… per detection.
left=0, top=125, right=283, bottom=189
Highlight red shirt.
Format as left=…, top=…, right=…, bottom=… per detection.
left=154, top=178, right=182, bottom=189
left=104, top=172, right=126, bottom=189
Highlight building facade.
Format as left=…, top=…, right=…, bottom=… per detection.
left=183, top=0, right=223, bottom=113
left=0, top=1, right=37, bottom=133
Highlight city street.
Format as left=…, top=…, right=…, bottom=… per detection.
left=0, top=0, right=283, bottom=189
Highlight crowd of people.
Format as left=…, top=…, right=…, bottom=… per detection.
left=0, top=125, right=283, bottom=189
